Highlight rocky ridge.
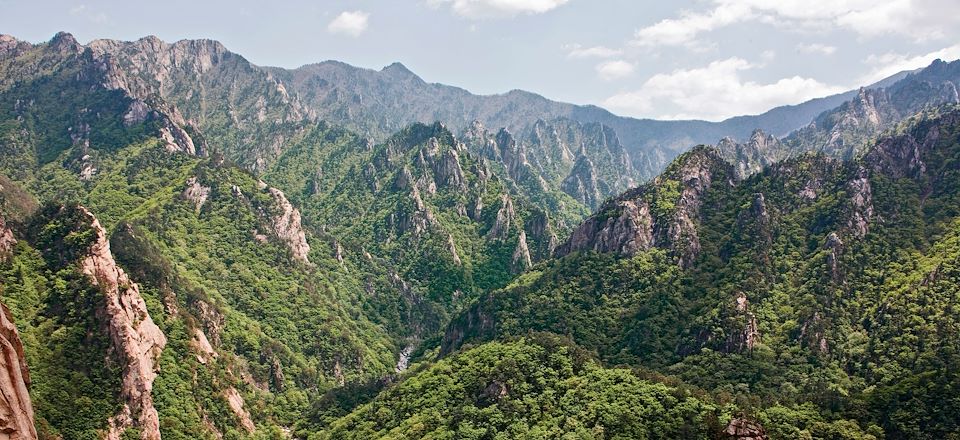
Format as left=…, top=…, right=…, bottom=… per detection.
left=87, top=35, right=310, bottom=168
left=77, top=207, right=167, bottom=440
left=263, top=186, right=311, bottom=264
left=0, top=241, right=36, bottom=440
left=558, top=147, right=734, bottom=267
left=0, top=302, right=36, bottom=440
left=0, top=217, right=14, bottom=259
left=463, top=118, right=638, bottom=210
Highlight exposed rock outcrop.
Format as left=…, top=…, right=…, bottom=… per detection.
left=77, top=207, right=167, bottom=440
left=0, top=216, right=14, bottom=259
left=666, top=150, right=723, bottom=267
left=447, top=235, right=462, bottom=266
left=561, top=156, right=602, bottom=208
left=511, top=231, right=532, bottom=272
left=333, top=240, right=345, bottom=266
left=194, top=300, right=224, bottom=349
left=735, top=193, right=773, bottom=255
left=264, top=187, right=311, bottom=264
left=726, top=293, right=761, bottom=353
left=863, top=114, right=942, bottom=179
left=491, top=128, right=529, bottom=183
left=463, top=118, right=638, bottom=211
left=87, top=34, right=314, bottom=164
left=486, top=195, right=516, bottom=241
left=717, top=129, right=787, bottom=179
left=800, top=311, right=830, bottom=355
left=433, top=148, right=466, bottom=190
left=391, top=184, right=437, bottom=236
left=723, top=417, right=769, bottom=440
left=825, top=232, right=844, bottom=282
left=0, top=34, right=32, bottom=60
left=224, top=388, right=255, bottom=433
left=182, top=177, right=211, bottom=212
left=845, top=169, right=875, bottom=238
left=0, top=302, right=37, bottom=440
left=558, top=147, right=731, bottom=267
left=525, top=211, right=559, bottom=259
left=191, top=328, right=217, bottom=365
left=562, top=199, right=654, bottom=256
left=787, top=65, right=960, bottom=161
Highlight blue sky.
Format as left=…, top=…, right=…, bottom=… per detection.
left=2, top=0, right=959, bottom=121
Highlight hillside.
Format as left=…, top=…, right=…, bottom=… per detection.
left=442, top=106, right=960, bottom=438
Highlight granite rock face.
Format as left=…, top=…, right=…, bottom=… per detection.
left=717, top=129, right=788, bottom=179
left=511, top=231, right=532, bottom=273
left=558, top=147, right=733, bottom=268
left=264, top=187, right=311, bottom=264
left=224, top=388, right=255, bottom=433
left=0, top=303, right=37, bottom=440
left=88, top=35, right=310, bottom=167
left=0, top=217, right=14, bottom=259
left=77, top=207, right=167, bottom=440
left=723, top=417, right=769, bottom=440
left=464, top=118, right=639, bottom=210
left=487, top=195, right=517, bottom=241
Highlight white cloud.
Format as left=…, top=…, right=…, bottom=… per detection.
left=327, top=11, right=370, bottom=37
left=427, top=0, right=569, bottom=19
left=632, top=0, right=960, bottom=49
left=603, top=57, right=845, bottom=121
left=564, top=44, right=622, bottom=59
left=859, top=43, right=960, bottom=84
left=796, top=43, right=837, bottom=55
left=632, top=2, right=754, bottom=49
left=69, top=4, right=109, bottom=24
left=595, top=60, right=635, bottom=81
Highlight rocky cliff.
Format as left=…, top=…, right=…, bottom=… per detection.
left=77, top=207, right=167, bottom=440
left=0, top=217, right=13, bottom=259
left=463, top=118, right=638, bottom=210
left=0, top=32, right=205, bottom=183
left=558, top=147, right=734, bottom=267
left=716, top=129, right=789, bottom=179
left=87, top=35, right=308, bottom=168
left=785, top=59, right=960, bottom=159
left=264, top=186, right=311, bottom=264
left=0, top=302, right=36, bottom=440
left=723, top=417, right=769, bottom=440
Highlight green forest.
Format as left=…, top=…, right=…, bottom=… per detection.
left=0, top=30, right=958, bottom=440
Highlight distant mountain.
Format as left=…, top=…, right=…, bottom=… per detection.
left=461, top=118, right=639, bottom=210
left=267, top=59, right=909, bottom=179
left=5, top=32, right=913, bottom=185
left=715, top=59, right=960, bottom=177
left=786, top=58, right=960, bottom=158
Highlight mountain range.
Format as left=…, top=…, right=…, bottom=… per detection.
left=0, top=31, right=958, bottom=440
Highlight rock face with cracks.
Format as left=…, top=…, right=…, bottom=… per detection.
left=0, top=302, right=37, bottom=440
left=77, top=207, right=167, bottom=440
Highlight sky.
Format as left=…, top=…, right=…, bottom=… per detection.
left=2, top=0, right=959, bottom=121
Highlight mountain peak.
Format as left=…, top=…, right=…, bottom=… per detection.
left=0, top=34, right=30, bottom=57
left=49, top=31, right=81, bottom=52
left=382, top=62, right=415, bottom=77
left=51, top=31, right=76, bottom=43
